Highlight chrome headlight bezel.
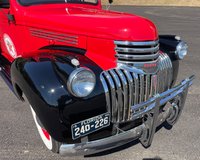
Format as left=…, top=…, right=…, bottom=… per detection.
left=176, top=41, right=188, bottom=60
left=67, top=67, right=96, bottom=98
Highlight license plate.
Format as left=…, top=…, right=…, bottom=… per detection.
left=71, top=113, right=110, bottom=140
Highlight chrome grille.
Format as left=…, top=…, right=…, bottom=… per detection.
left=100, top=53, right=173, bottom=123
left=114, top=40, right=159, bottom=63
left=158, top=52, right=173, bottom=92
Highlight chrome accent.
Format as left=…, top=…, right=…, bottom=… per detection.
left=60, top=124, right=144, bottom=156
left=114, top=40, right=159, bottom=46
left=133, top=72, right=139, bottom=105
left=109, top=70, right=123, bottom=122
left=158, top=52, right=173, bottom=92
left=175, top=41, right=188, bottom=60
left=100, top=76, right=111, bottom=113
left=116, top=69, right=128, bottom=122
left=67, top=67, right=96, bottom=98
left=59, top=76, right=194, bottom=156
left=145, top=75, right=150, bottom=101
left=114, top=40, right=159, bottom=61
left=116, top=53, right=159, bottom=60
left=103, top=71, right=117, bottom=120
left=115, top=45, right=159, bottom=54
left=30, top=28, right=78, bottom=45
left=114, top=40, right=161, bottom=74
left=101, top=52, right=173, bottom=122
left=101, top=68, right=155, bottom=122
left=71, top=59, right=80, bottom=67
left=123, top=69, right=134, bottom=119
left=131, top=75, right=194, bottom=121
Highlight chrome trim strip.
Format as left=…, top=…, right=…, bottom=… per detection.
left=30, top=28, right=78, bottom=45
left=103, top=72, right=117, bottom=122
left=100, top=74, right=111, bottom=113
left=31, top=33, right=78, bottom=45
left=158, top=53, right=173, bottom=92
left=31, top=32, right=78, bottom=41
left=116, top=52, right=159, bottom=60
left=123, top=70, right=134, bottom=120
left=139, top=74, right=145, bottom=103
left=109, top=70, right=122, bottom=122
left=116, top=69, right=128, bottom=122
left=30, top=28, right=78, bottom=39
left=132, top=72, right=139, bottom=105
left=117, top=59, right=159, bottom=65
left=145, top=75, right=150, bottom=101
left=115, top=45, right=159, bottom=53
left=114, top=40, right=159, bottom=46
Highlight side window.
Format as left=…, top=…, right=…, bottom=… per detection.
left=0, top=0, right=10, bottom=8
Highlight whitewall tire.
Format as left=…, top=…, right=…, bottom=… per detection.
left=30, top=105, right=60, bottom=153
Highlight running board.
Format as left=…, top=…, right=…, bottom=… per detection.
left=0, top=54, right=15, bottom=94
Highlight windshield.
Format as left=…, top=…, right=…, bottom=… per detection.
left=18, top=0, right=98, bottom=6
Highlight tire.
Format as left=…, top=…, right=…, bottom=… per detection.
left=30, top=105, right=61, bottom=153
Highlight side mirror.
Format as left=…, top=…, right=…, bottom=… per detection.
left=108, top=0, right=113, bottom=4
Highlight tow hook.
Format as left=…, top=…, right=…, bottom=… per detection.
left=166, top=101, right=180, bottom=125
left=166, top=93, right=187, bottom=126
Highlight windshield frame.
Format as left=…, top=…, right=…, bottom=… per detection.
left=17, top=0, right=99, bottom=6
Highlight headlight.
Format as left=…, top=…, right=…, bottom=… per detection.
left=67, top=67, right=96, bottom=97
left=176, top=41, right=188, bottom=60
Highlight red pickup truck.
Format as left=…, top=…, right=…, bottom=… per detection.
left=0, top=0, right=194, bottom=156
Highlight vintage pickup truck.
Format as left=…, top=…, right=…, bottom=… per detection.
left=0, top=0, right=194, bottom=156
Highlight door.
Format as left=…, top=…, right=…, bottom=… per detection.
left=0, top=0, right=19, bottom=62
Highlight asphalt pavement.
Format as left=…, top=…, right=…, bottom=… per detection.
left=0, top=6, right=200, bottom=160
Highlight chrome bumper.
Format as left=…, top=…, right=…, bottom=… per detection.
left=59, top=75, right=194, bottom=156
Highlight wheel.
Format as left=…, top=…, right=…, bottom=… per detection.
left=30, top=105, right=61, bottom=153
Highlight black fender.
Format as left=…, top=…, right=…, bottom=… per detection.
left=11, top=49, right=107, bottom=143
left=159, top=35, right=181, bottom=86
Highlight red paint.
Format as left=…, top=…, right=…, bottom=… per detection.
left=42, top=128, right=50, bottom=141
left=0, top=0, right=158, bottom=70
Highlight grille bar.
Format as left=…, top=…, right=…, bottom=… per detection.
left=115, top=45, right=159, bottom=53
left=116, top=52, right=160, bottom=61
left=158, top=52, right=173, bottom=93
left=101, top=68, right=154, bottom=122
left=114, top=40, right=159, bottom=63
left=100, top=53, right=172, bottom=123
left=133, top=73, right=139, bottom=105
left=114, top=40, right=159, bottom=46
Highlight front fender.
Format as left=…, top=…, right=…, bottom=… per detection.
left=11, top=50, right=107, bottom=143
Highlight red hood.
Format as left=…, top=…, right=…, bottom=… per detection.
left=24, top=5, right=158, bottom=41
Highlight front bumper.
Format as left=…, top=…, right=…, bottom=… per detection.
left=59, top=75, right=194, bottom=156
